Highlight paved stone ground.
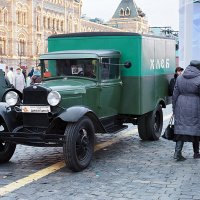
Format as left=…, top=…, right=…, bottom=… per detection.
left=1, top=105, right=200, bottom=200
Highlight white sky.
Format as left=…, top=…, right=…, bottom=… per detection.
left=82, top=0, right=179, bottom=30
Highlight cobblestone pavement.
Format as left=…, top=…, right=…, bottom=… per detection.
left=0, top=105, right=200, bottom=200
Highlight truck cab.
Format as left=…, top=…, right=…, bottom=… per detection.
left=40, top=50, right=122, bottom=119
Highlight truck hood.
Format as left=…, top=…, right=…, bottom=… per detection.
left=41, top=78, right=97, bottom=94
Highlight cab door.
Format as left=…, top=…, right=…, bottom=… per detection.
left=99, top=58, right=122, bottom=118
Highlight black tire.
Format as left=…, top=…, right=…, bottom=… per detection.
left=137, top=114, right=150, bottom=140
left=0, top=121, right=16, bottom=163
left=138, top=105, right=163, bottom=141
left=63, top=116, right=95, bottom=172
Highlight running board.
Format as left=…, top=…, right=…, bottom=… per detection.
left=105, top=124, right=128, bottom=134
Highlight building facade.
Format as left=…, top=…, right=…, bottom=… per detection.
left=0, top=0, right=84, bottom=68
left=0, top=0, right=148, bottom=68
left=107, top=0, right=149, bottom=33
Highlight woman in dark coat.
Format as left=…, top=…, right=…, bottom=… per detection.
left=172, top=60, right=200, bottom=161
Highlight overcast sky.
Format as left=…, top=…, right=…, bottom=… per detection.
left=82, top=0, right=179, bottom=30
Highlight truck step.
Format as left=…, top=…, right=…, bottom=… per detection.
left=106, top=124, right=128, bottom=134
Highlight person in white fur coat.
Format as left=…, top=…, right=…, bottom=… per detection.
left=14, top=68, right=25, bottom=93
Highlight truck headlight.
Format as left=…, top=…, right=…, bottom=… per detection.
left=47, top=91, right=61, bottom=106
left=5, top=91, right=19, bottom=106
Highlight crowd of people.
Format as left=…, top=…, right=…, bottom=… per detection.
left=170, top=60, right=200, bottom=161
left=5, top=66, right=42, bottom=93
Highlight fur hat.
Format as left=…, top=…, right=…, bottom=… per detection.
left=190, top=60, right=200, bottom=70
left=175, top=67, right=184, bottom=73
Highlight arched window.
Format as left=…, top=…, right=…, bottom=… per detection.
left=68, top=15, right=72, bottom=32
left=18, top=36, right=26, bottom=56
left=56, top=19, right=59, bottom=30
left=43, top=16, right=46, bottom=29
left=3, top=9, right=8, bottom=25
left=125, top=7, right=131, bottom=16
left=53, top=18, right=56, bottom=30
left=36, top=16, right=40, bottom=31
left=0, top=9, right=2, bottom=24
left=120, top=8, right=124, bottom=16
left=61, top=20, right=64, bottom=32
left=47, top=17, right=51, bottom=29
left=22, top=12, right=26, bottom=25
left=17, top=11, right=20, bottom=24
left=0, top=36, right=6, bottom=55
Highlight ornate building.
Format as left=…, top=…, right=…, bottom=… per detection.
left=0, top=0, right=148, bottom=68
left=107, top=0, right=149, bottom=33
left=0, top=0, right=84, bottom=67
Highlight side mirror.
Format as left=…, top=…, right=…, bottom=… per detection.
left=124, top=61, right=132, bottom=68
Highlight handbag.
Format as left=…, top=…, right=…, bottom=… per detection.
left=162, top=115, right=174, bottom=140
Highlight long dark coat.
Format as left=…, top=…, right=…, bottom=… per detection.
left=172, top=65, right=200, bottom=137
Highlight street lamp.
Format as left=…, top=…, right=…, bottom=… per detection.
left=18, top=43, right=22, bottom=67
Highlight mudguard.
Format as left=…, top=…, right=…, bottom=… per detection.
left=56, top=106, right=106, bottom=133
left=0, top=102, right=22, bottom=132
left=2, top=88, right=23, bottom=102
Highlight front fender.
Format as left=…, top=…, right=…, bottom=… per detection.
left=56, top=106, right=106, bottom=133
left=0, top=103, right=22, bottom=132
left=2, top=88, right=23, bottom=102
left=58, top=106, right=91, bottom=122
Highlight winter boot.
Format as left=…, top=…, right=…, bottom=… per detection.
left=174, top=141, right=186, bottom=161
left=193, top=141, right=200, bottom=159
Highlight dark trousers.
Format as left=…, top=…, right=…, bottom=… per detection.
left=193, top=141, right=199, bottom=154
left=174, top=140, right=199, bottom=158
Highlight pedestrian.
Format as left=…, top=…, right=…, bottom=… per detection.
left=28, top=67, right=34, bottom=78
left=22, top=69, right=27, bottom=85
left=30, top=66, right=42, bottom=84
left=169, top=66, right=184, bottom=96
left=14, top=68, right=26, bottom=93
left=172, top=60, right=200, bottom=161
left=6, top=67, right=14, bottom=85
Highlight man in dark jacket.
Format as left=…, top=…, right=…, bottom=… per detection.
left=172, top=60, right=200, bottom=161
left=0, top=69, right=12, bottom=101
left=169, top=67, right=184, bottom=96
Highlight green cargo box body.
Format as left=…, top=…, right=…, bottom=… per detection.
left=48, top=32, right=176, bottom=115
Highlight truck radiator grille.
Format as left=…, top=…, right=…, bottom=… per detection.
left=23, top=86, right=49, bottom=105
left=23, top=113, right=49, bottom=128
left=23, top=91, right=48, bottom=104
left=22, top=86, right=50, bottom=128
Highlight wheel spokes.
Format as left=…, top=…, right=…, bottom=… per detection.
left=76, top=129, right=90, bottom=161
left=0, top=141, right=6, bottom=151
left=154, top=111, right=160, bottom=132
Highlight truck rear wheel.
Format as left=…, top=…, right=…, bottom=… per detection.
left=138, top=105, right=163, bottom=141
left=0, top=121, right=16, bottom=163
left=63, top=116, right=95, bottom=172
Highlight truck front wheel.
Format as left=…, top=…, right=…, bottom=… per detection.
left=0, top=121, right=16, bottom=163
left=138, top=105, right=163, bottom=141
left=63, top=116, right=95, bottom=172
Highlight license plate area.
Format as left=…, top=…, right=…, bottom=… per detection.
left=21, top=106, right=51, bottom=114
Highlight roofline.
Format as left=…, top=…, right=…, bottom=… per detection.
left=48, top=32, right=175, bottom=40
left=49, top=32, right=141, bottom=38
left=39, top=50, right=121, bottom=60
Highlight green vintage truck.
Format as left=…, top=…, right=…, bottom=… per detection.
left=0, top=32, right=175, bottom=171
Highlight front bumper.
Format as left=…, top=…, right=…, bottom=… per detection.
left=0, top=130, right=65, bottom=147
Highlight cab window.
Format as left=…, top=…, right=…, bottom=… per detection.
left=101, top=58, right=120, bottom=80
left=42, top=59, right=97, bottom=79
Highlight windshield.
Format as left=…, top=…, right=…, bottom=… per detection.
left=41, top=59, right=98, bottom=79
